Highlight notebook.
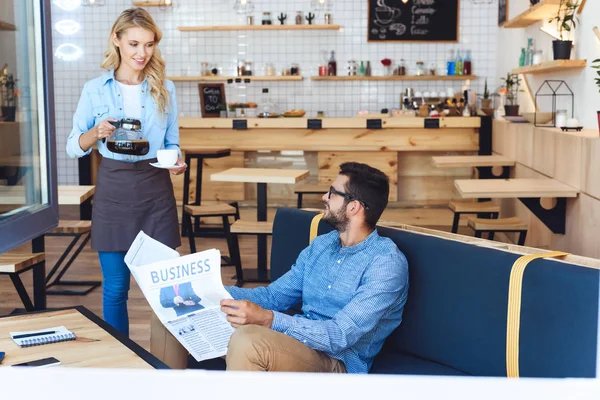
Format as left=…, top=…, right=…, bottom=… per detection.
left=10, top=326, right=76, bottom=348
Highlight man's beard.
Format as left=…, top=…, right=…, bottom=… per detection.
left=323, top=205, right=350, bottom=232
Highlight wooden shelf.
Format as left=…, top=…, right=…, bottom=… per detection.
left=310, top=75, right=477, bottom=81
left=503, top=0, right=561, bottom=28
left=168, top=76, right=304, bottom=82
left=132, top=1, right=171, bottom=6
left=0, top=21, right=16, bottom=31
left=512, top=59, right=587, bottom=74
left=178, top=24, right=342, bottom=32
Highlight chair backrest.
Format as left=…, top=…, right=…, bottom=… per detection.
left=270, top=208, right=599, bottom=378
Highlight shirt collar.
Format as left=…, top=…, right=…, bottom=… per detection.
left=101, top=69, right=148, bottom=88
left=337, top=229, right=379, bottom=254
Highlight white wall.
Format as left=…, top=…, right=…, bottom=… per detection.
left=50, top=0, right=499, bottom=185
left=496, top=0, right=600, bottom=129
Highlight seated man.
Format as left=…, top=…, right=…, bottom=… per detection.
left=221, top=162, right=409, bottom=374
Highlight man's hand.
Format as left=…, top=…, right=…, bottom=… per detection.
left=174, top=295, right=184, bottom=305
left=220, top=299, right=274, bottom=329
left=168, top=160, right=187, bottom=176
left=183, top=300, right=196, bottom=306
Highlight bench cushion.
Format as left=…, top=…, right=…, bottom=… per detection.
left=270, top=208, right=599, bottom=377
left=370, top=351, right=468, bottom=376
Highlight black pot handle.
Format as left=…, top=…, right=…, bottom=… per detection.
left=102, top=120, right=120, bottom=143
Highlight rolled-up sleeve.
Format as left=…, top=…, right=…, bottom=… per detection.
left=163, top=81, right=181, bottom=158
left=66, top=83, right=94, bottom=159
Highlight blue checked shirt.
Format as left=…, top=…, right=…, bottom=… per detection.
left=66, top=69, right=180, bottom=161
left=226, top=229, right=409, bottom=373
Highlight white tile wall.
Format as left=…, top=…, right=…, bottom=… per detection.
left=51, top=0, right=499, bottom=184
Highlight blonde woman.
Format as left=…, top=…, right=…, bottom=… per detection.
left=66, top=8, right=186, bottom=336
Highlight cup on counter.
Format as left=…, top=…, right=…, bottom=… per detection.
left=318, top=65, right=328, bottom=76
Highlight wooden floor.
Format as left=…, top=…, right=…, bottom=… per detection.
left=0, top=205, right=473, bottom=352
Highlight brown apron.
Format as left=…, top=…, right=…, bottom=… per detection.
left=91, top=157, right=181, bottom=252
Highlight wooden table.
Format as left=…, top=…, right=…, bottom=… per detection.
left=432, top=155, right=515, bottom=168
left=454, top=179, right=578, bottom=199
left=433, top=155, right=515, bottom=180
left=211, top=168, right=309, bottom=282
left=454, top=178, right=578, bottom=234
left=0, top=307, right=168, bottom=369
left=0, top=185, right=95, bottom=218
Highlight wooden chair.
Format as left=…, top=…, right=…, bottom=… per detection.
left=0, top=252, right=46, bottom=311
left=294, top=184, right=329, bottom=209
left=467, top=217, right=528, bottom=246
left=448, top=200, right=500, bottom=233
left=44, top=220, right=99, bottom=296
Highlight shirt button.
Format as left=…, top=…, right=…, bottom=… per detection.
left=303, top=340, right=307, bottom=344
left=337, top=259, right=341, bottom=264
left=328, top=285, right=331, bottom=289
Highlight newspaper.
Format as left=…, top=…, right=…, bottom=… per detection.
left=125, top=231, right=235, bottom=362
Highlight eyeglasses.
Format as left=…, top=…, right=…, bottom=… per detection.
left=328, top=186, right=370, bottom=210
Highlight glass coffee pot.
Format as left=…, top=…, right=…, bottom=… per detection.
left=104, top=118, right=149, bottom=156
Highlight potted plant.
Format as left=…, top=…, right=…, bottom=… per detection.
left=0, top=72, right=18, bottom=122
left=501, top=73, right=522, bottom=116
left=593, top=58, right=600, bottom=132
left=548, top=0, right=580, bottom=60
left=481, top=78, right=492, bottom=109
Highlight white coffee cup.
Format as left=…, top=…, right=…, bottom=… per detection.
left=566, top=118, right=579, bottom=128
left=157, top=149, right=178, bottom=167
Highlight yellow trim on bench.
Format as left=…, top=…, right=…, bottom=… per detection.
left=310, top=213, right=324, bottom=243
left=506, top=251, right=569, bottom=378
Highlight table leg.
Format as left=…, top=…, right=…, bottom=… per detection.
left=194, top=157, right=204, bottom=232
left=181, top=154, right=192, bottom=237
left=80, top=197, right=92, bottom=220
left=238, top=182, right=271, bottom=283
left=31, top=235, right=46, bottom=310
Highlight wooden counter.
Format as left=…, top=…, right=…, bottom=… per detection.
left=173, top=117, right=487, bottom=206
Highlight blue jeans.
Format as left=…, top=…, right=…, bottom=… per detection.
left=98, top=251, right=131, bottom=336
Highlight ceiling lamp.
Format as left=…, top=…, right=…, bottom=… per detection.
left=52, top=0, right=80, bottom=11
left=55, top=20, right=81, bottom=35
left=159, top=0, right=174, bottom=11
left=311, top=0, right=333, bottom=11
left=81, top=0, right=106, bottom=6
left=54, top=43, right=83, bottom=61
left=234, top=0, right=254, bottom=14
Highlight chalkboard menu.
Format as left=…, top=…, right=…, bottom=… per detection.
left=498, top=0, right=508, bottom=26
left=368, top=0, right=459, bottom=42
left=198, top=83, right=226, bottom=118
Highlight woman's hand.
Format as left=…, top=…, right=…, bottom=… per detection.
left=168, top=160, right=187, bottom=176
left=95, top=118, right=118, bottom=140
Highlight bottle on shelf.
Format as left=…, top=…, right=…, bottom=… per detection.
left=328, top=50, right=337, bottom=76
left=526, top=38, right=534, bottom=66
left=359, top=61, right=366, bottom=76
left=463, top=50, right=472, bottom=75
left=454, top=49, right=463, bottom=76
left=447, top=49, right=455, bottom=76
left=365, top=61, right=372, bottom=77
left=519, top=48, right=526, bottom=67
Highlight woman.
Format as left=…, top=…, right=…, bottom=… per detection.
left=66, top=8, right=186, bottom=336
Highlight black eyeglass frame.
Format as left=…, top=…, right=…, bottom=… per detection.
left=328, top=186, right=370, bottom=210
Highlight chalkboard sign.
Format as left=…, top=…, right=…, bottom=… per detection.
left=198, top=83, right=226, bottom=118
left=498, top=0, right=508, bottom=26
left=368, top=0, right=459, bottom=42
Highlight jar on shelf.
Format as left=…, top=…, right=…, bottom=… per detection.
left=396, top=59, right=406, bottom=76
left=262, top=12, right=272, bottom=25
left=201, top=62, right=210, bottom=77
left=296, top=11, right=303, bottom=25
left=237, top=60, right=245, bottom=77
left=265, top=63, right=276, bottom=76
left=415, top=61, right=425, bottom=76
left=290, top=63, right=300, bottom=76
left=555, top=109, right=568, bottom=128
left=243, top=61, right=253, bottom=76
left=428, top=62, right=437, bottom=76
left=532, top=50, right=543, bottom=65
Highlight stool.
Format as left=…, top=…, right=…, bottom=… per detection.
left=184, top=204, right=239, bottom=265
left=45, top=220, right=100, bottom=296
left=295, top=184, right=329, bottom=209
left=467, top=217, right=528, bottom=245
left=0, top=252, right=46, bottom=311
left=181, top=147, right=232, bottom=237
left=229, top=220, right=274, bottom=287
left=449, top=200, right=500, bottom=233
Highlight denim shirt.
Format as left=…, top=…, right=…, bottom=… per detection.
left=66, top=69, right=180, bottom=161
left=226, top=229, right=409, bottom=373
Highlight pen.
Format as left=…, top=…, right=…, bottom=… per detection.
left=13, top=330, right=57, bottom=339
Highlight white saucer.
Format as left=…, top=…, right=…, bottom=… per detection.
left=150, top=162, right=177, bottom=169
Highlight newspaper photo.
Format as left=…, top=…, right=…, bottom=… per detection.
left=125, top=231, right=235, bottom=362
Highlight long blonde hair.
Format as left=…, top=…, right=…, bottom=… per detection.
left=101, top=8, right=169, bottom=113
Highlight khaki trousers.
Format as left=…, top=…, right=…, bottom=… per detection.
left=150, top=312, right=188, bottom=369
left=226, top=325, right=347, bottom=373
